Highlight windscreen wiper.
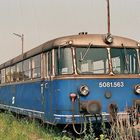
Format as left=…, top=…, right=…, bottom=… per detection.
left=79, top=43, right=92, bottom=62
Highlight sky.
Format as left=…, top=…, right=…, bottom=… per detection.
left=0, top=0, right=140, bottom=64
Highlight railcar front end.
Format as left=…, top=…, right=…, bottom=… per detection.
left=52, top=35, right=140, bottom=127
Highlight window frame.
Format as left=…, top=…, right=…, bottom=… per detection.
left=75, top=47, right=109, bottom=75
left=23, top=58, right=32, bottom=80
left=16, top=61, right=23, bottom=81
left=11, top=65, right=16, bottom=82
left=5, top=67, right=11, bottom=83
left=31, top=54, right=41, bottom=79
left=1, top=69, right=5, bottom=84
left=54, top=47, right=74, bottom=75
left=111, top=48, right=139, bottom=74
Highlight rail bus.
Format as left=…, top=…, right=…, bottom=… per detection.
left=0, top=33, right=140, bottom=133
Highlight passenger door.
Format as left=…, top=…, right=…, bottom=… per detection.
left=43, top=50, right=54, bottom=123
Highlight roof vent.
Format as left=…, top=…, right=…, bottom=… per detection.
left=79, top=32, right=88, bottom=35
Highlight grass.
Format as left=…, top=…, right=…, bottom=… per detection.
left=0, top=112, right=71, bottom=140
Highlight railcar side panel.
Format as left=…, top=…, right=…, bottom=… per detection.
left=0, top=81, right=44, bottom=119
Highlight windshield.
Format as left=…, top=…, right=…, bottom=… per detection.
left=54, top=48, right=73, bottom=75
left=76, top=47, right=109, bottom=74
left=111, top=48, right=139, bottom=74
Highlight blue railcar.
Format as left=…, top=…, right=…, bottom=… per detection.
left=0, top=34, right=140, bottom=133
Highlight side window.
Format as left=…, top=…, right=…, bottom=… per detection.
left=32, top=55, right=41, bottom=78
left=138, top=49, right=140, bottom=73
left=45, top=51, right=52, bottom=77
left=1, top=69, right=5, bottom=83
left=23, top=59, right=31, bottom=80
left=54, top=49, right=58, bottom=75
left=11, top=65, right=16, bottom=82
left=6, top=67, right=11, bottom=83
left=17, top=62, right=23, bottom=81
left=48, top=51, right=52, bottom=76
left=45, top=53, right=48, bottom=77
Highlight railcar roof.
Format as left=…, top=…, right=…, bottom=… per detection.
left=0, top=34, right=139, bottom=69
left=53, top=34, right=139, bottom=47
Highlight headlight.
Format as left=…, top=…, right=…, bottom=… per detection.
left=79, top=85, right=89, bottom=96
left=135, top=85, right=140, bottom=94
left=104, top=33, right=113, bottom=44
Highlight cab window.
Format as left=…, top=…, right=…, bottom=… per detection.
left=76, top=47, right=109, bottom=74
left=111, top=48, right=138, bottom=74
left=54, top=48, right=73, bottom=75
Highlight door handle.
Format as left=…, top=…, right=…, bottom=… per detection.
left=41, top=84, right=44, bottom=94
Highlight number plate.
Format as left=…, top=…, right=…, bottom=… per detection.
left=99, top=82, right=124, bottom=88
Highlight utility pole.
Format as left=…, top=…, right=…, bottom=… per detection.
left=13, top=33, right=24, bottom=55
